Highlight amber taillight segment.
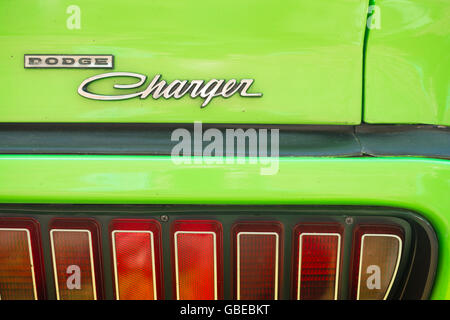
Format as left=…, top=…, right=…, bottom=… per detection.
left=49, top=218, right=103, bottom=300
left=232, top=222, right=283, bottom=300
left=110, top=219, right=163, bottom=300
left=171, top=220, right=223, bottom=300
left=292, top=223, right=343, bottom=300
left=0, top=218, right=46, bottom=300
left=350, top=225, right=403, bottom=300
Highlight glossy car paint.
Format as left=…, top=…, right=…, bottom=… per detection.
left=364, top=0, right=450, bottom=125
left=0, top=0, right=367, bottom=124
left=0, top=155, right=448, bottom=298
left=0, top=0, right=448, bottom=301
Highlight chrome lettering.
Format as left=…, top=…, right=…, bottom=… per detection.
left=78, top=72, right=262, bottom=107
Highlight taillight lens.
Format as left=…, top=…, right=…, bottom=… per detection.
left=49, top=219, right=103, bottom=300
left=232, top=222, right=283, bottom=300
left=351, top=225, right=403, bottom=300
left=293, top=223, right=343, bottom=300
left=171, top=220, right=223, bottom=300
left=110, top=219, right=163, bottom=300
left=0, top=218, right=46, bottom=300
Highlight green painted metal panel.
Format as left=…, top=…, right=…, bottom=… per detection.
left=0, top=0, right=367, bottom=124
left=364, top=0, right=450, bottom=125
left=0, top=155, right=448, bottom=298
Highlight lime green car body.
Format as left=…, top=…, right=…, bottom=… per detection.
left=0, top=0, right=448, bottom=299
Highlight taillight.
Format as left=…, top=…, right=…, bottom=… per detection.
left=0, top=218, right=45, bottom=300
left=49, top=218, right=103, bottom=300
left=232, top=222, right=283, bottom=300
left=292, top=223, right=343, bottom=300
left=171, top=220, right=223, bottom=300
left=350, top=224, right=403, bottom=300
left=110, top=219, right=163, bottom=300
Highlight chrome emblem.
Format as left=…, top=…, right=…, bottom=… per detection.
left=24, top=54, right=113, bottom=69
left=78, top=72, right=262, bottom=107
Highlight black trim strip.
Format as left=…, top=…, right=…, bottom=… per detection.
left=0, top=123, right=448, bottom=159
left=356, top=125, right=450, bottom=159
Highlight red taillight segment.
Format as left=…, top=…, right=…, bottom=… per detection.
left=49, top=219, right=103, bottom=300
left=172, top=220, right=223, bottom=300
left=0, top=218, right=46, bottom=300
left=232, top=222, right=283, bottom=300
left=351, top=225, right=403, bottom=300
left=175, top=232, right=216, bottom=300
left=293, top=224, right=343, bottom=300
left=50, top=230, right=96, bottom=300
left=110, top=219, right=163, bottom=300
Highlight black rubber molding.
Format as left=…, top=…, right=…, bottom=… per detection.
left=0, top=123, right=448, bottom=159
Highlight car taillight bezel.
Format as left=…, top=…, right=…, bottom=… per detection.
left=349, top=223, right=405, bottom=300
left=0, top=205, right=436, bottom=300
left=109, top=218, right=164, bottom=300
left=292, top=223, right=344, bottom=300
left=170, top=220, right=223, bottom=300
left=231, top=221, right=284, bottom=300
left=0, top=217, right=46, bottom=300
left=49, top=218, right=104, bottom=300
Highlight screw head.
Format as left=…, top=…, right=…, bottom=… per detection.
left=345, top=217, right=354, bottom=225
left=160, top=215, right=169, bottom=222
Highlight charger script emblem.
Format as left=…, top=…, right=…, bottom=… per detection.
left=77, top=72, right=262, bottom=107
